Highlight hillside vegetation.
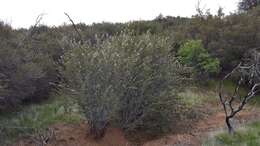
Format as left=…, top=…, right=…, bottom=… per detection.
left=1, top=1, right=260, bottom=146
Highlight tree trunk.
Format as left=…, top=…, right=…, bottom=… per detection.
left=89, top=120, right=108, bottom=140
left=226, top=117, right=234, bottom=134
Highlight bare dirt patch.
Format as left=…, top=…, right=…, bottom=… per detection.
left=13, top=122, right=131, bottom=146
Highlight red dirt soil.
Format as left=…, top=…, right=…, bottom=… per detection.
left=14, top=123, right=131, bottom=146
left=143, top=108, right=260, bottom=146
left=13, top=107, right=260, bottom=146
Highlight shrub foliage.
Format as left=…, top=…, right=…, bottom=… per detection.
left=0, top=24, right=61, bottom=110
left=63, top=32, right=189, bottom=138
left=178, top=40, right=220, bottom=79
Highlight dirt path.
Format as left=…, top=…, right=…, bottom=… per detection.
left=143, top=106, right=260, bottom=146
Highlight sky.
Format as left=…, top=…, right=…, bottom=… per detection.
left=0, top=0, right=239, bottom=28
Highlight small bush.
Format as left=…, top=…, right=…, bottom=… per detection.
left=63, top=32, right=190, bottom=138
left=178, top=40, right=220, bottom=80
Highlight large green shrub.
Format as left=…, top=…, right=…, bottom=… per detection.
left=63, top=32, right=189, bottom=138
left=178, top=40, right=220, bottom=79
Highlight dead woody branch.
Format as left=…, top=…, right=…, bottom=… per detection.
left=219, top=48, right=260, bottom=134
left=64, top=12, right=83, bottom=43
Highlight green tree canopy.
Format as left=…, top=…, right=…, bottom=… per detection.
left=178, top=40, right=220, bottom=77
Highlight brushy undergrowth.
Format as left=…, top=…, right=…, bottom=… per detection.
left=178, top=87, right=218, bottom=108
left=0, top=94, right=82, bottom=145
left=203, top=121, right=260, bottom=146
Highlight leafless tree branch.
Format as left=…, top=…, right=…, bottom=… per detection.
left=18, top=13, right=45, bottom=48
left=64, top=12, right=83, bottom=42
left=219, top=49, right=260, bottom=134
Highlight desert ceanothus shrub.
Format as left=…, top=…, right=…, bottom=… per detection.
left=63, top=31, right=189, bottom=138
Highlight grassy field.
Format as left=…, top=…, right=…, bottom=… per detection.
left=0, top=94, right=82, bottom=145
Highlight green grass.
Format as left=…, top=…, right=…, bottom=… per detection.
left=203, top=121, right=260, bottom=146
left=202, top=80, right=260, bottom=146
left=0, top=94, right=82, bottom=145
left=251, top=95, right=260, bottom=106
left=178, top=87, right=218, bottom=107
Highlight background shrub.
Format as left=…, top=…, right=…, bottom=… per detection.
left=0, top=24, right=61, bottom=110
left=178, top=40, right=220, bottom=80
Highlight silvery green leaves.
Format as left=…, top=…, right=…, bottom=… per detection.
left=63, top=32, right=189, bottom=138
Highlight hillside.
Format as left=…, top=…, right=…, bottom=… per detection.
left=1, top=1, right=260, bottom=146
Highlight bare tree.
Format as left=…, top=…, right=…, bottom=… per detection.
left=64, top=12, right=83, bottom=43
left=219, top=49, right=260, bottom=134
